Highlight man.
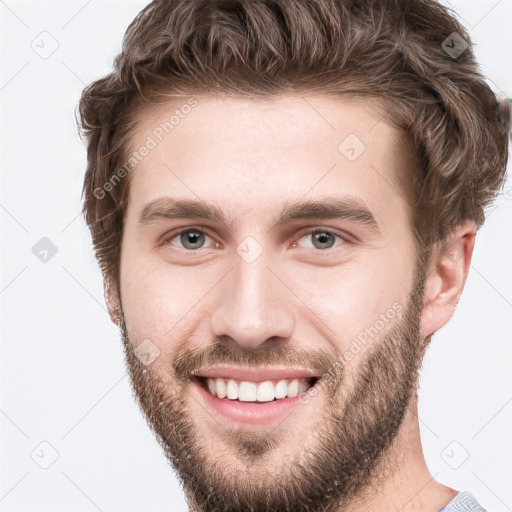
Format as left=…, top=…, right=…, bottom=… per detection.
left=78, top=0, right=510, bottom=510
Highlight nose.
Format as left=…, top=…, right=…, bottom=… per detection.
left=210, top=254, right=296, bottom=350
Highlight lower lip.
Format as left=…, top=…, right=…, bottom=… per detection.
left=192, top=379, right=311, bottom=426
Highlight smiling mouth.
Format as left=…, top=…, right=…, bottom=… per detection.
left=193, top=376, right=318, bottom=403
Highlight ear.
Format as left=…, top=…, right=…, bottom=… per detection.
left=420, top=220, right=477, bottom=338
left=103, top=275, right=123, bottom=326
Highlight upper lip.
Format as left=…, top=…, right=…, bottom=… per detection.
left=191, top=365, right=319, bottom=382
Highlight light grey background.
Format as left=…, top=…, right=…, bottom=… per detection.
left=0, top=1, right=511, bottom=510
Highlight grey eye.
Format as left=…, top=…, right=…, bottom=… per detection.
left=311, top=232, right=336, bottom=249
left=179, top=230, right=206, bottom=250
left=297, top=231, right=339, bottom=250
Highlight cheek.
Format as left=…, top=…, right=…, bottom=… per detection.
left=119, top=255, right=217, bottom=348
left=119, top=230, right=415, bottom=359
left=293, top=257, right=409, bottom=353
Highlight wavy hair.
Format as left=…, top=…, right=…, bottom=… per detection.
left=78, top=0, right=509, bottom=293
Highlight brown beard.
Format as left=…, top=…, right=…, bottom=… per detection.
left=119, top=259, right=428, bottom=512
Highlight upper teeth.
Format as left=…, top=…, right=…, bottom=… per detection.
left=205, top=378, right=310, bottom=402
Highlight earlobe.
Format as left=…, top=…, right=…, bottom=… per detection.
left=104, top=275, right=122, bottom=326
left=420, top=221, right=477, bottom=338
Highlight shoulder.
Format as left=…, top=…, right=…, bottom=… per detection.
left=438, top=490, right=488, bottom=511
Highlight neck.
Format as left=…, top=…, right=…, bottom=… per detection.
left=339, top=393, right=457, bottom=512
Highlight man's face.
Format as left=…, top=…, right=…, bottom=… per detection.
left=118, top=94, right=428, bottom=511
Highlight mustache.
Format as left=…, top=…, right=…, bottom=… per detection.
left=172, top=336, right=339, bottom=383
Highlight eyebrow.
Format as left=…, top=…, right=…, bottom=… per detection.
left=138, top=196, right=381, bottom=235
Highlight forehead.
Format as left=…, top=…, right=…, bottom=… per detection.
left=124, top=93, right=413, bottom=231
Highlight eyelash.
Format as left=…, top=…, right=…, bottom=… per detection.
left=160, top=226, right=352, bottom=253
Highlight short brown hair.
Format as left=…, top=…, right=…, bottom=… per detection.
left=78, top=0, right=509, bottom=294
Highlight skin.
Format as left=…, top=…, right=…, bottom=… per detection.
left=105, top=94, right=477, bottom=511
